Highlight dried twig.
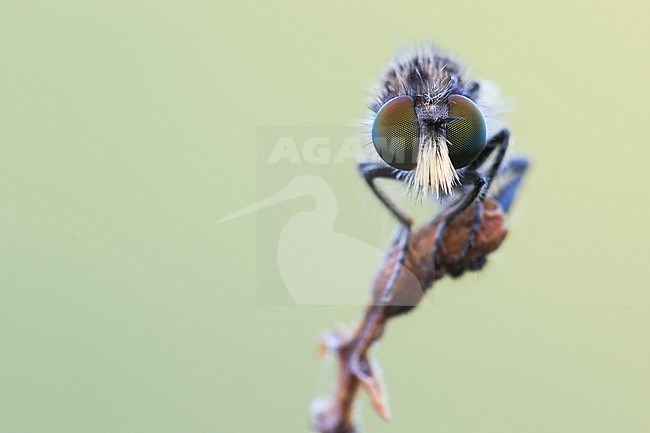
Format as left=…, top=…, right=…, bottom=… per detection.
left=311, top=198, right=509, bottom=433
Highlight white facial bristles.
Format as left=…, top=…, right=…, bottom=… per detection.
left=408, top=136, right=459, bottom=198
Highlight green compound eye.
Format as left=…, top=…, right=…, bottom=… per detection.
left=371, top=96, right=420, bottom=171
left=446, top=94, right=487, bottom=168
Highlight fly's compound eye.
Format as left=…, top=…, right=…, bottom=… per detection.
left=446, top=94, right=487, bottom=168
left=371, top=95, right=420, bottom=171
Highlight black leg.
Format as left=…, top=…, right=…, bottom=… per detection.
left=482, top=130, right=511, bottom=191
left=358, top=162, right=412, bottom=303
left=424, top=176, right=486, bottom=285
left=491, top=155, right=529, bottom=213
left=451, top=129, right=511, bottom=262
left=449, top=155, right=529, bottom=277
left=465, top=129, right=510, bottom=176
left=453, top=198, right=484, bottom=263
left=358, top=162, right=412, bottom=226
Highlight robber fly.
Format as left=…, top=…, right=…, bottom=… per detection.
left=359, top=45, right=529, bottom=303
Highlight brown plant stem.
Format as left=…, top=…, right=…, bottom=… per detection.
left=311, top=198, right=509, bottom=433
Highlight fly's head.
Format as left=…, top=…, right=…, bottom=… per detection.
left=368, top=46, right=501, bottom=198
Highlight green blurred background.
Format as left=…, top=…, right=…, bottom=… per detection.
left=1, top=1, right=648, bottom=432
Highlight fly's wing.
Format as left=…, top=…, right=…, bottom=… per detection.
left=488, top=155, right=529, bottom=213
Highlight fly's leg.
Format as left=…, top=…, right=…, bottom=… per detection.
left=465, top=129, right=510, bottom=175
left=447, top=155, right=530, bottom=277
left=424, top=175, right=486, bottom=285
left=453, top=194, right=484, bottom=266
left=491, top=155, right=529, bottom=213
left=358, top=162, right=412, bottom=303
left=452, top=129, right=511, bottom=262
